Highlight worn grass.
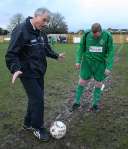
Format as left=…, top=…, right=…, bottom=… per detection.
left=0, top=43, right=128, bottom=149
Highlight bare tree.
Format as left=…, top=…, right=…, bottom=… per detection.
left=43, top=13, right=68, bottom=34
left=7, top=13, right=24, bottom=33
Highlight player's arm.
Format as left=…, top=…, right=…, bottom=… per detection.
left=5, top=25, right=23, bottom=83
left=106, top=33, right=114, bottom=71
left=44, top=34, right=65, bottom=61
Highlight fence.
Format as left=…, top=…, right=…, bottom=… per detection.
left=0, top=35, right=10, bottom=43
left=1, top=33, right=128, bottom=44
left=67, top=33, right=128, bottom=44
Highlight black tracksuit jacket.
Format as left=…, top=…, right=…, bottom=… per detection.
left=5, top=17, right=59, bottom=78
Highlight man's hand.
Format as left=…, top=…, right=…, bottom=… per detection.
left=105, top=69, right=111, bottom=76
left=75, top=63, right=81, bottom=69
left=58, top=53, right=65, bottom=61
left=12, top=71, right=23, bottom=84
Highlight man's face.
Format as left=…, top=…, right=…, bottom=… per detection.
left=93, top=31, right=101, bottom=38
left=35, top=12, right=49, bottom=30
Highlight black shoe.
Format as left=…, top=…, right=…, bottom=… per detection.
left=33, top=128, right=50, bottom=141
left=70, top=103, right=80, bottom=112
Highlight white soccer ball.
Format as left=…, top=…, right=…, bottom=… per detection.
left=50, top=121, right=66, bottom=139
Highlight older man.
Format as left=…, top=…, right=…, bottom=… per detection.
left=71, top=23, right=114, bottom=112
left=5, top=8, right=64, bottom=141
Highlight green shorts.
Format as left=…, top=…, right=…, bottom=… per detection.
left=80, top=58, right=106, bottom=81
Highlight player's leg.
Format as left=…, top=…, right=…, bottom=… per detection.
left=90, top=61, right=106, bottom=112
left=71, top=60, right=91, bottom=111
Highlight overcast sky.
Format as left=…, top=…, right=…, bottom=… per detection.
left=0, top=0, right=128, bottom=31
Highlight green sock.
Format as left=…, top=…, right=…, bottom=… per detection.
left=92, top=87, right=102, bottom=106
left=75, top=84, right=84, bottom=104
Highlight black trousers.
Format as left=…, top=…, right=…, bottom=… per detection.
left=20, top=77, right=44, bottom=129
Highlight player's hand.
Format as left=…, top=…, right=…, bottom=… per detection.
left=105, top=69, right=111, bottom=76
left=12, top=71, right=23, bottom=84
left=75, top=63, right=80, bottom=69
left=58, top=53, right=65, bottom=61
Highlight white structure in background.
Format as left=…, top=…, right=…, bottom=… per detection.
left=73, top=37, right=81, bottom=43
left=126, top=37, right=128, bottom=42
left=4, top=37, right=10, bottom=41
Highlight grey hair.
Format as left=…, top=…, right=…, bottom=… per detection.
left=34, top=8, right=51, bottom=17
left=91, top=23, right=102, bottom=33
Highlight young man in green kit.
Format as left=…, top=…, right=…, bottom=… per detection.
left=71, top=23, right=114, bottom=112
